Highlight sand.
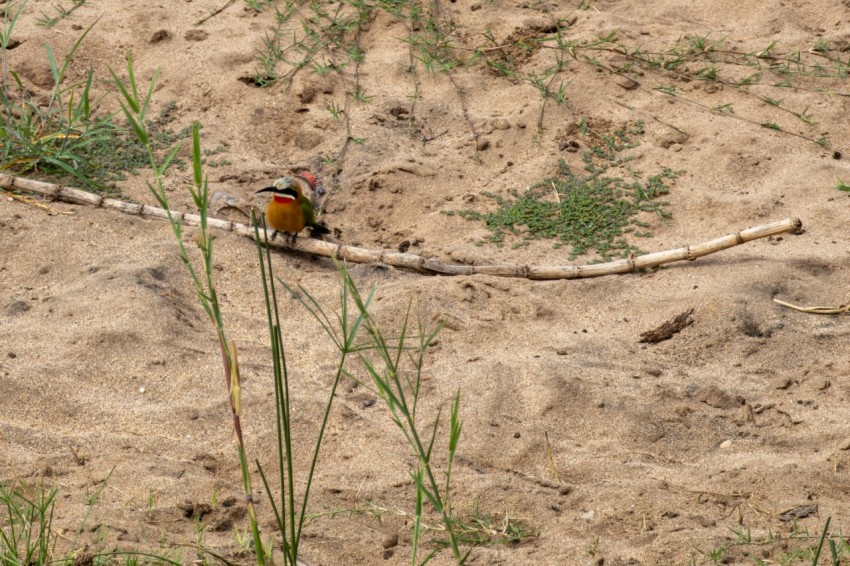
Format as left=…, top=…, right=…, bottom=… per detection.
left=2, top=0, right=850, bottom=564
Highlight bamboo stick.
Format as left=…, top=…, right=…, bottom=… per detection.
left=1, top=173, right=803, bottom=280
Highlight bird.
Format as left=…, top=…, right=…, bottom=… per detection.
left=256, top=173, right=330, bottom=243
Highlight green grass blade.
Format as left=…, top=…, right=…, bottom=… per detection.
left=192, top=122, right=202, bottom=188
left=126, top=51, right=140, bottom=111
left=1, top=0, right=28, bottom=51
left=141, top=68, right=159, bottom=123
left=425, top=408, right=441, bottom=462
left=411, top=467, right=424, bottom=566
left=115, top=99, right=149, bottom=146
left=108, top=65, right=140, bottom=115
left=449, top=390, right=462, bottom=455
left=41, top=155, right=96, bottom=186
left=278, top=279, right=343, bottom=351
left=45, top=44, right=60, bottom=85
left=82, top=69, right=92, bottom=121
left=410, top=469, right=441, bottom=513
left=256, top=460, right=285, bottom=542
left=58, top=16, right=99, bottom=82
left=158, top=143, right=182, bottom=176
left=812, top=516, right=831, bottom=566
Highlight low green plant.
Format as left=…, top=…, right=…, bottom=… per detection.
left=351, top=87, right=372, bottom=102
left=0, top=481, right=57, bottom=565
left=443, top=501, right=536, bottom=548
left=110, top=49, right=463, bottom=566
left=244, top=0, right=274, bottom=12
left=1, top=2, right=189, bottom=192
left=285, top=266, right=468, bottom=564
left=328, top=100, right=343, bottom=119
left=689, top=516, right=850, bottom=565
left=247, top=1, right=368, bottom=88
left=0, top=4, right=118, bottom=190
left=811, top=39, right=830, bottom=54
left=585, top=536, right=601, bottom=556
left=111, top=54, right=268, bottom=564
left=252, top=24, right=285, bottom=86
left=0, top=478, right=181, bottom=565
left=448, top=122, right=678, bottom=259
left=36, top=0, right=85, bottom=28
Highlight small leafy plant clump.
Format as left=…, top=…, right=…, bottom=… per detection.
left=0, top=2, right=191, bottom=194
left=690, top=516, right=850, bottom=565
left=0, top=477, right=182, bottom=565
left=448, top=121, right=682, bottom=260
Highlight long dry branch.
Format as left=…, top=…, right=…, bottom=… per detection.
left=0, top=173, right=802, bottom=280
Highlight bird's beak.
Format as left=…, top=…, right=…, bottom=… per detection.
left=256, top=187, right=276, bottom=194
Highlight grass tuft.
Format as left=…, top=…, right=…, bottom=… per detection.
left=1, top=3, right=189, bottom=194
left=36, top=0, right=86, bottom=28
left=0, top=479, right=182, bottom=565
left=448, top=121, right=680, bottom=259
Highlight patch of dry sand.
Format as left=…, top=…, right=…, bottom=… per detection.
left=2, top=1, right=850, bottom=564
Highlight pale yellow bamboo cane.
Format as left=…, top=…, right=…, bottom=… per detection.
left=1, top=173, right=803, bottom=280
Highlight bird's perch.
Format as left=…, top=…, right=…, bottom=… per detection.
left=1, top=174, right=803, bottom=280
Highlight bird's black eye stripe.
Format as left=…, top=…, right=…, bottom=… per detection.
left=256, top=186, right=298, bottom=197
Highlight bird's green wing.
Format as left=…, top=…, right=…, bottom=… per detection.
left=300, top=198, right=316, bottom=226
left=300, top=197, right=330, bottom=234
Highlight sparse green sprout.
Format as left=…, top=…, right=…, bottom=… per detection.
left=597, top=29, right=619, bottom=43
left=328, top=100, right=342, bottom=120
left=835, top=178, right=850, bottom=192
left=0, top=14, right=186, bottom=192
left=756, top=40, right=778, bottom=58
left=548, top=80, right=570, bottom=105
left=654, top=85, right=677, bottom=95
left=731, top=72, right=761, bottom=86
left=795, top=106, right=815, bottom=125
left=312, top=61, right=338, bottom=75
left=486, top=59, right=518, bottom=78
left=694, top=65, right=718, bottom=81
left=811, top=38, right=830, bottom=53
left=36, top=0, right=85, bottom=28
left=351, top=88, right=373, bottom=102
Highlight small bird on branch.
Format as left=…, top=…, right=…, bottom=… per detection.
left=256, top=172, right=330, bottom=243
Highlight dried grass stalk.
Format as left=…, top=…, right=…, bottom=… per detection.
left=773, top=298, right=850, bottom=314
left=1, top=173, right=803, bottom=280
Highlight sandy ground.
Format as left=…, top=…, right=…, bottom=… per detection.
left=3, top=1, right=850, bottom=564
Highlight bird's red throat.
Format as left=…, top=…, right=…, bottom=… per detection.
left=273, top=195, right=296, bottom=204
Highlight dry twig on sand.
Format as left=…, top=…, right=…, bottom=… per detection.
left=773, top=298, right=850, bottom=314
left=1, top=173, right=802, bottom=281
left=639, top=308, right=695, bottom=343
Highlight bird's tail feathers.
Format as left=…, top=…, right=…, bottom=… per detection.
left=311, top=223, right=331, bottom=235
